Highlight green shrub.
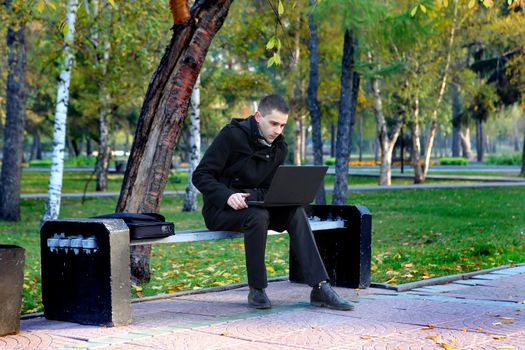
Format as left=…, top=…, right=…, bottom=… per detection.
left=439, top=157, right=468, bottom=166
left=64, top=155, right=97, bottom=167
left=325, top=157, right=336, bottom=166
left=28, top=159, right=52, bottom=167
left=486, top=153, right=522, bottom=166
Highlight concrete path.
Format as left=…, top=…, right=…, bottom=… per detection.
left=3, top=265, right=525, bottom=349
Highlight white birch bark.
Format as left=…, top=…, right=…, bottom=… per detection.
left=421, top=0, right=458, bottom=178
left=368, top=52, right=403, bottom=186
left=42, top=0, right=79, bottom=222
left=183, top=75, right=201, bottom=212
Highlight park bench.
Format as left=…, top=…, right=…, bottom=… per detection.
left=40, top=204, right=371, bottom=327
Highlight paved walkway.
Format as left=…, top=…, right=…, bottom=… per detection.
left=2, top=265, right=525, bottom=349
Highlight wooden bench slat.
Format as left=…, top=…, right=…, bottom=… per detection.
left=130, top=220, right=346, bottom=246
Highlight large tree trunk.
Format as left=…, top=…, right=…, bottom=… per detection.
left=183, top=75, right=201, bottom=212
left=307, top=0, right=325, bottom=204
left=333, top=30, right=359, bottom=205
left=42, top=0, right=79, bottom=222
left=116, top=0, right=233, bottom=283
left=0, top=0, right=26, bottom=221
left=476, top=119, right=484, bottom=162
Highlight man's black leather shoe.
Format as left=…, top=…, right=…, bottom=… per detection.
left=310, top=282, right=354, bottom=311
left=248, top=287, right=271, bottom=309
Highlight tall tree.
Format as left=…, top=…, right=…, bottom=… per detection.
left=42, top=0, right=79, bottom=221
left=89, top=0, right=113, bottom=192
left=116, top=0, right=233, bottom=283
left=307, top=0, right=325, bottom=204
left=419, top=0, right=459, bottom=181
left=333, top=29, right=359, bottom=204
left=183, top=74, right=201, bottom=212
left=0, top=0, right=27, bottom=221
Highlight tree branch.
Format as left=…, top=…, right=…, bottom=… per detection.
left=170, top=0, right=190, bottom=25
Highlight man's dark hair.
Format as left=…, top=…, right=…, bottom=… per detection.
left=257, top=94, right=290, bottom=116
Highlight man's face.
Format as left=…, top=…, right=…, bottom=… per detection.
left=255, top=109, right=288, bottom=144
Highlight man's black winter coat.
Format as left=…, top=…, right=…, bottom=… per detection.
left=192, top=116, right=287, bottom=228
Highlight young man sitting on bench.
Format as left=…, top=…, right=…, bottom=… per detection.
left=192, top=94, right=353, bottom=311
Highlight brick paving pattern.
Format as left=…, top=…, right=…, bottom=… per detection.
left=2, top=265, right=525, bottom=349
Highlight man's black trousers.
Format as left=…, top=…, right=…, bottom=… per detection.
left=205, top=206, right=329, bottom=289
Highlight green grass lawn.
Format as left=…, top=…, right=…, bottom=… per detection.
left=21, top=170, right=502, bottom=195
left=1, top=185, right=524, bottom=315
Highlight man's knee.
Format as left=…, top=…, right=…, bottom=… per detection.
left=244, top=208, right=270, bottom=231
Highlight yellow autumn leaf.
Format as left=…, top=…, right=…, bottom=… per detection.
left=426, top=335, right=440, bottom=340
left=497, top=346, right=515, bottom=349
left=499, top=317, right=514, bottom=324
left=468, top=0, right=476, bottom=8
left=410, top=6, right=418, bottom=16
left=278, top=0, right=284, bottom=16
left=492, top=335, right=507, bottom=340
left=437, top=342, right=457, bottom=350
left=420, top=4, right=427, bottom=13
left=360, top=336, right=372, bottom=340
left=37, top=0, right=45, bottom=13
left=266, top=266, right=276, bottom=273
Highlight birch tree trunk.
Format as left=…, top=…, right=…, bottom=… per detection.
left=96, top=40, right=112, bottom=191
left=291, top=28, right=302, bottom=166
left=116, top=0, right=233, bottom=283
left=460, top=127, right=474, bottom=160
left=369, top=52, right=403, bottom=186
left=421, top=0, right=458, bottom=179
left=411, top=91, right=423, bottom=184
left=307, top=0, right=325, bottom=204
left=183, top=75, right=201, bottom=212
left=42, top=0, right=79, bottom=222
left=333, top=30, right=359, bottom=205
left=0, top=0, right=26, bottom=221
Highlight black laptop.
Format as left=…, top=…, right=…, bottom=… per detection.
left=246, top=165, right=328, bottom=207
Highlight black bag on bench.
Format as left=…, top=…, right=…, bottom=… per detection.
left=90, top=213, right=175, bottom=240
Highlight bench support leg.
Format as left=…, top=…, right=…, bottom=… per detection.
left=289, top=205, right=372, bottom=289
